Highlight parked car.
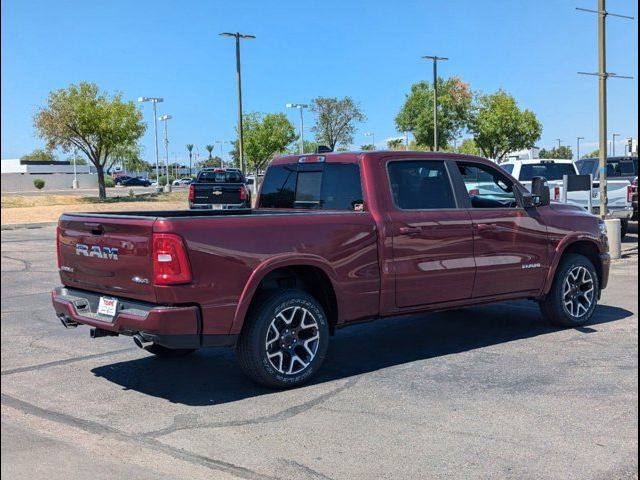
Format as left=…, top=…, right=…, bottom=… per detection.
left=577, top=157, right=638, bottom=226
left=188, top=168, right=251, bottom=209
left=52, top=152, right=610, bottom=388
left=503, top=158, right=634, bottom=238
left=116, top=176, right=152, bottom=187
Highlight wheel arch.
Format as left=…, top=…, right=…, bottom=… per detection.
left=231, top=255, right=341, bottom=335
left=542, top=237, right=604, bottom=296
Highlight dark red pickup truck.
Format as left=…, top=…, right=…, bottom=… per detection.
left=52, top=152, right=610, bottom=387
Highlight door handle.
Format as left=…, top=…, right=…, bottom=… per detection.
left=399, top=226, right=422, bottom=235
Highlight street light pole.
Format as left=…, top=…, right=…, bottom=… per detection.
left=364, top=132, right=375, bottom=150
left=422, top=55, right=448, bottom=151
left=612, top=133, right=620, bottom=156
left=577, top=137, right=584, bottom=160
left=158, top=114, right=172, bottom=192
left=72, top=147, right=79, bottom=189
left=556, top=138, right=562, bottom=150
left=286, top=104, right=309, bottom=154
left=137, top=97, right=164, bottom=190
left=220, top=32, right=255, bottom=175
left=216, top=140, right=229, bottom=166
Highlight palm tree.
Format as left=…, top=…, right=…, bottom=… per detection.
left=205, top=145, right=214, bottom=161
left=186, top=144, right=194, bottom=176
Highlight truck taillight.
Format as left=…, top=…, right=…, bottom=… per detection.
left=553, top=186, right=561, bottom=201
left=188, top=184, right=195, bottom=201
left=239, top=185, right=247, bottom=202
left=56, top=226, right=62, bottom=269
left=152, top=233, right=192, bottom=285
left=627, top=184, right=635, bottom=203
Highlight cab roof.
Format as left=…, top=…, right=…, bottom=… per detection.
left=269, top=150, right=497, bottom=168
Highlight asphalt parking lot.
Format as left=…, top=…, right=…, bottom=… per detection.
left=1, top=226, right=638, bottom=480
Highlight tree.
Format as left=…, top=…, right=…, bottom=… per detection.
left=395, top=77, right=472, bottom=151
left=111, top=144, right=149, bottom=173
left=286, top=140, right=318, bottom=155
left=198, top=156, right=223, bottom=168
left=66, top=154, right=87, bottom=165
left=584, top=149, right=599, bottom=159
left=539, top=146, right=573, bottom=160
left=20, top=149, right=57, bottom=162
left=360, top=144, right=375, bottom=151
left=186, top=144, right=194, bottom=176
left=387, top=138, right=405, bottom=150
left=457, top=138, right=482, bottom=156
left=310, top=96, right=366, bottom=151
left=33, top=82, right=145, bottom=199
left=205, top=145, right=220, bottom=167
left=469, top=90, right=541, bottom=162
left=242, top=112, right=297, bottom=176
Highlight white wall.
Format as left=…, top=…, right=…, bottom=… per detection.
left=1, top=173, right=99, bottom=193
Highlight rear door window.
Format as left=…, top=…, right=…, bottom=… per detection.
left=197, top=170, right=245, bottom=183
left=387, top=160, right=457, bottom=210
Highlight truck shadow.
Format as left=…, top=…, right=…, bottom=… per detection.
left=91, top=301, right=633, bottom=406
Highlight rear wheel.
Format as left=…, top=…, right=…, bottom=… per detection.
left=146, top=344, right=196, bottom=357
left=539, top=254, right=599, bottom=327
left=237, top=289, right=329, bottom=388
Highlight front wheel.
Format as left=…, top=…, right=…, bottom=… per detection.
left=237, top=289, right=330, bottom=388
left=539, top=254, right=599, bottom=327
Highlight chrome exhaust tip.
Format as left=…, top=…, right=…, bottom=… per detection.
left=58, top=313, right=78, bottom=328
left=133, top=333, right=153, bottom=350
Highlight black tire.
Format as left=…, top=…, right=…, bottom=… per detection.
left=237, top=289, right=330, bottom=388
left=620, top=220, right=629, bottom=240
left=146, top=344, right=196, bottom=357
left=539, top=253, right=599, bottom=328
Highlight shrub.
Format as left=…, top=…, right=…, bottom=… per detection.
left=128, top=188, right=135, bottom=197
left=33, top=179, right=45, bottom=190
left=157, top=176, right=176, bottom=186
left=104, top=177, right=115, bottom=187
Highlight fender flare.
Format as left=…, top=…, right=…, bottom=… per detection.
left=229, top=254, right=343, bottom=334
left=541, top=233, right=603, bottom=296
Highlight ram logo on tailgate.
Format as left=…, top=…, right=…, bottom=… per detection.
left=75, top=244, right=119, bottom=260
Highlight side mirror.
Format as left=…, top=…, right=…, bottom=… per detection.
left=530, top=176, right=550, bottom=207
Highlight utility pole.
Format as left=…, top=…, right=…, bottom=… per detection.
left=422, top=55, right=448, bottom=151
left=577, top=137, right=585, bottom=161
left=578, top=0, right=634, bottom=219
left=556, top=138, right=562, bottom=150
left=220, top=32, right=255, bottom=175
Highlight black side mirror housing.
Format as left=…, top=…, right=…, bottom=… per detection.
left=530, top=176, right=551, bottom=207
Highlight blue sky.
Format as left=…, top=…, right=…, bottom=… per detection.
left=2, top=0, right=638, bottom=162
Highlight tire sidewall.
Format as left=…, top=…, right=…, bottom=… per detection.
left=251, top=292, right=329, bottom=387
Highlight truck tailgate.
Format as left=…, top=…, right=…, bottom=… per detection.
left=192, top=183, right=244, bottom=205
left=58, top=215, right=157, bottom=303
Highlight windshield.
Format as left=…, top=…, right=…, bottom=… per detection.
left=519, top=163, right=576, bottom=181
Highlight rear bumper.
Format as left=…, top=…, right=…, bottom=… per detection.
left=51, top=287, right=236, bottom=349
left=189, top=202, right=247, bottom=210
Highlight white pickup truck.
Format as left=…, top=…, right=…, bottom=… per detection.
left=501, top=159, right=634, bottom=238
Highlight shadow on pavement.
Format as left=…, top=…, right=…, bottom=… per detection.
left=91, top=302, right=633, bottom=406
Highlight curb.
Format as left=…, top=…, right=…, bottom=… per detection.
left=1, top=222, right=58, bottom=231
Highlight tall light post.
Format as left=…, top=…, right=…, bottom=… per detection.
left=422, top=55, right=448, bottom=151
left=556, top=138, right=562, bottom=150
left=612, top=133, right=620, bottom=156
left=220, top=32, right=255, bottom=175
left=364, top=132, right=375, bottom=150
left=158, top=114, right=172, bottom=192
left=216, top=140, right=230, bottom=166
left=138, top=97, right=164, bottom=190
left=577, top=137, right=585, bottom=160
left=286, top=103, right=309, bottom=154
left=72, top=147, right=79, bottom=189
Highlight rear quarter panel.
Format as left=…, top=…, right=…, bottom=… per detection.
left=156, top=212, right=380, bottom=334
